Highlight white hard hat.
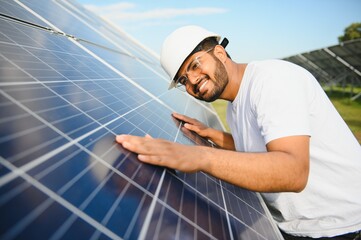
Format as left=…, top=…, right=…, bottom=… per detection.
left=160, top=25, right=220, bottom=89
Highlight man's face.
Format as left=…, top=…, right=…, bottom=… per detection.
left=177, top=49, right=229, bottom=102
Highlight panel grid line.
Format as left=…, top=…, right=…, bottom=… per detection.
left=1, top=1, right=283, bottom=239
left=12, top=1, right=179, bottom=114
left=0, top=87, right=156, bottom=193
left=0, top=16, right=217, bottom=115
left=0, top=157, right=123, bottom=240
left=137, top=170, right=166, bottom=240
left=50, top=153, right=130, bottom=240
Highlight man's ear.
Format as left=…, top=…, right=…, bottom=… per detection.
left=213, top=45, right=227, bottom=63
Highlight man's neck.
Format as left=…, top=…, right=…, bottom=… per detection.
left=220, top=62, right=247, bottom=102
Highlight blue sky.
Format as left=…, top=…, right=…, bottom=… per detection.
left=77, top=0, right=361, bottom=63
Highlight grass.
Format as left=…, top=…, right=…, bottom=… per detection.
left=324, top=87, right=361, bottom=143
left=211, top=99, right=230, bottom=132
left=211, top=87, right=361, bottom=144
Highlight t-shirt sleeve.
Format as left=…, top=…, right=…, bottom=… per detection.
left=252, top=61, right=312, bottom=144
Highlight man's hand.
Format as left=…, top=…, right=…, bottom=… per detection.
left=115, top=134, right=208, bottom=173
left=172, top=112, right=210, bottom=138
left=172, top=112, right=235, bottom=150
left=115, top=134, right=310, bottom=192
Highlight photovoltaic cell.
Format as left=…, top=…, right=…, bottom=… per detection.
left=0, top=0, right=51, bottom=28
left=283, top=39, right=361, bottom=87
left=0, top=0, right=283, bottom=239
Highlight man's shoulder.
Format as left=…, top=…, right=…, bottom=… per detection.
left=249, top=59, right=297, bottom=69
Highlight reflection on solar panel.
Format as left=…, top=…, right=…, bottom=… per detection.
left=0, top=0, right=282, bottom=239
left=283, top=39, right=361, bottom=100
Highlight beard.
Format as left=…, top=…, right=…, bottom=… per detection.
left=196, top=57, right=229, bottom=102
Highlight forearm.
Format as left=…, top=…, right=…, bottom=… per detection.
left=206, top=129, right=235, bottom=150
left=198, top=147, right=309, bottom=192
left=116, top=134, right=309, bottom=193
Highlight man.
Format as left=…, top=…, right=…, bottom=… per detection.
left=116, top=25, right=361, bottom=239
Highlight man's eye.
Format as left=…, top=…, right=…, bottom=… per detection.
left=189, top=60, right=200, bottom=72
left=178, top=76, right=187, bottom=85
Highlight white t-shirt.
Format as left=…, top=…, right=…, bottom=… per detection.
left=226, top=59, right=361, bottom=238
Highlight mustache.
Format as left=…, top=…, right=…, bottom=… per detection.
left=193, top=75, right=209, bottom=93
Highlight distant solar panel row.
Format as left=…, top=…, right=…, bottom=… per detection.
left=0, top=0, right=282, bottom=239
left=283, top=39, right=361, bottom=86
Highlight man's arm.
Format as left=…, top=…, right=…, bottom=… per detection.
left=172, top=112, right=235, bottom=150
left=115, top=134, right=310, bottom=193
left=203, top=135, right=310, bottom=192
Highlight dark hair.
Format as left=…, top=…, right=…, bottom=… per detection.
left=191, top=37, right=231, bottom=59
left=175, top=37, right=231, bottom=79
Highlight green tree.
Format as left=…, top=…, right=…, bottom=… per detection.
left=338, top=22, right=361, bottom=42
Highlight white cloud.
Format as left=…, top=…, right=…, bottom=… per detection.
left=83, top=2, right=135, bottom=14
left=84, top=2, right=228, bottom=22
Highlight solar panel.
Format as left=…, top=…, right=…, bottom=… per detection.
left=0, top=0, right=283, bottom=239
left=283, top=39, right=361, bottom=87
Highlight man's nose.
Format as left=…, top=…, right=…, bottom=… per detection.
left=187, top=73, right=200, bottom=85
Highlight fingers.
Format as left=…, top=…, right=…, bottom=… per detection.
left=115, top=134, right=149, bottom=153
left=183, top=122, right=198, bottom=132
left=116, top=134, right=151, bottom=144
left=116, top=134, right=174, bottom=168
left=172, top=112, right=195, bottom=123
left=115, top=134, right=199, bottom=172
left=116, top=134, right=167, bottom=156
left=145, top=134, right=153, bottom=139
left=115, top=134, right=133, bottom=145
